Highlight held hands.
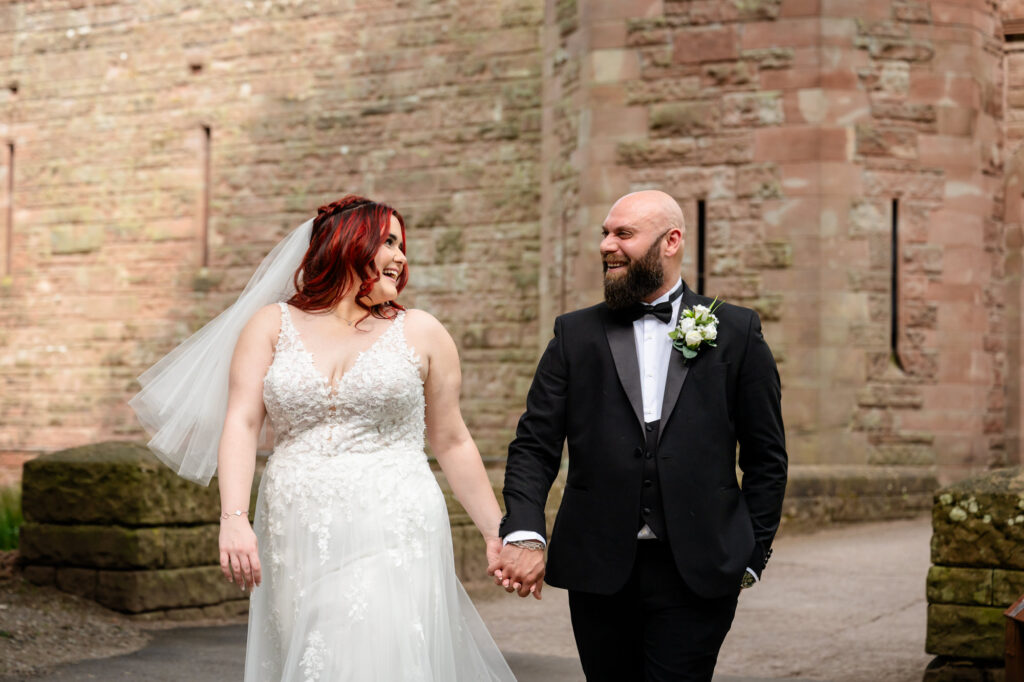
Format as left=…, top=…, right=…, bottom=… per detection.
left=487, top=541, right=545, bottom=600
left=219, top=512, right=261, bottom=592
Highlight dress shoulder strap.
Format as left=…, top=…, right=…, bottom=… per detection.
left=274, top=302, right=300, bottom=352
left=388, top=309, right=423, bottom=373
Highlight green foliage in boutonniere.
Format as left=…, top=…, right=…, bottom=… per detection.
left=668, top=298, right=722, bottom=360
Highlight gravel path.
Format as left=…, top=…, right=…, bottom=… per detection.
left=0, top=573, right=150, bottom=679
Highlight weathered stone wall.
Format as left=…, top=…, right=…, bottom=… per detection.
left=2, top=0, right=1024, bottom=482
left=543, top=0, right=1011, bottom=477
left=779, top=464, right=937, bottom=531
left=19, top=442, right=252, bottom=618
left=845, top=1, right=1006, bottom=477
left=925, top=467, right=1024, bottom=674
left=0, top=0, right=543, bottom=465
left=1002, top=0, right=1024, bottom=481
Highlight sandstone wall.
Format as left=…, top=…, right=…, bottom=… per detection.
left=0, top=0, right=543, bottom=464
left=543, top=0, right=1011, bottom=477
left=2, top=0, right=1023, bottom=480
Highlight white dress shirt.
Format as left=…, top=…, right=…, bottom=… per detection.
left=634, top=279, right=683, bottom=423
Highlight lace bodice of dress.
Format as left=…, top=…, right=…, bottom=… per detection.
left=262, top=302, right=425, bottom=458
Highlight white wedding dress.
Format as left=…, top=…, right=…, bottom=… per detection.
left=243, top=303, right=515, bottom=681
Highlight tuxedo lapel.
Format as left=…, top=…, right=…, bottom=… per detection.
left=603, top=311, right=645, bottom=432
left=658, top=285, right=699, bottom=443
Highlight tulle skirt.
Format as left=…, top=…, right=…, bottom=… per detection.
left=243, top=448, right=515, bottom=681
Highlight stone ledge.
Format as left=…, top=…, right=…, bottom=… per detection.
left=127, top=599, right=250, bottom=622
left=923, top=656, right=1005, bottom=682
left=29, top=565, right=243, bottom=614
left=926, top=603, right=1006, bottom=660
left=927, top=566, right=1024, bottom=608
left=779, top=465, right=937, bottom=532
left=21, top=442, right=220, bottom=526
left=19, top=522, right=218, bottom=570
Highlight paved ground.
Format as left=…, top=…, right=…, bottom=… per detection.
left=18, top=515, right=933, bottom=681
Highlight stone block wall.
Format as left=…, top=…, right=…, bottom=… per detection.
left=2, top=0, right=1024, bottom=486
left=19, top=441, right=252, bottom=619
left=540, top=0, right=1012, bottom=478
left=779, top=464, right=937, bottom=531
left=925, top=467, right=1024, bottom=672
left=0, top=0, right=543, bottom=466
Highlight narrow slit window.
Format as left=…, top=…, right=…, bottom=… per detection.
left=891, top=198, right=903, bottom=370
left=201, top=125, right=211, bottom=267
left=696, top=198, right=706, bottom=296
left=4, top=143, right=12, bottom=276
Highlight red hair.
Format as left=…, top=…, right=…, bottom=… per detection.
left=287, top=195, right=408, bottom=321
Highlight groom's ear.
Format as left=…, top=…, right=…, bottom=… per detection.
left=663, top=227, right=683, bottom=258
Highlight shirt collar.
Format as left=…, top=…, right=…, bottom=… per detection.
left=650, top=279, right=684, bottom=306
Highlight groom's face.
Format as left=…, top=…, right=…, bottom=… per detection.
left=600, top=203, right=670, bottom=309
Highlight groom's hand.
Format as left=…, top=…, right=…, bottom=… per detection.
left=489, top=544, right=545, bottom=599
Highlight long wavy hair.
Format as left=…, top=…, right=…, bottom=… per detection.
left=287, top=195, right=408, bottom=321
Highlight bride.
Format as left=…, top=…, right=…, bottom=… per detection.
left=131, top=195, right=516, bottom=681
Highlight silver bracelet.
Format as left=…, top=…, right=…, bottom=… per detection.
left=509, top=539, right=545, bottom=551
left=220, top=509, right=248, bottom=520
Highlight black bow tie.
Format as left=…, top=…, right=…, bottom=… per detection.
left=627, top=285, right=685, bottom=324
left=631, top=301, right=674, bottom=323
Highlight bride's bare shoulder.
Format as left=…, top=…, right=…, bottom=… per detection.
left=403, top=308, right=445, bottom=332
left=403, top=309, right=453, bottom=346
left=241, top=303, right=284, bottom=341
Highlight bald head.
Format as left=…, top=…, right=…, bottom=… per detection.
left=608, top=190, right=685, bottom=237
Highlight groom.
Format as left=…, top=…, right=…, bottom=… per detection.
left=490, top=190, right=788, bottom=681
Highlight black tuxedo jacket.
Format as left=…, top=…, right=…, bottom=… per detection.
left=501, top=284, right=788, bottom=598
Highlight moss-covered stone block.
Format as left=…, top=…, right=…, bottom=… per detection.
left=922, top=657, right=1002, bottom=682
left=20, top=522, right=218, bottom=569
left=21, top=442, right=219, bottom=525
left=926, top=566, right=993, bottom=606
left=164, top=525, right=220, bottom=567
left=23, top=565, right=56, bottom=586
left=55, top=567, right=98, bottom=600
left=94, top=566, right=242, bottom=613
left=931, top=468, right=1024, bottom=569
left=21, top=523, right=163, bottom=568
left=993, top=568, right=1024, bottom=607
left=926, top=604, right=1006, bottom=659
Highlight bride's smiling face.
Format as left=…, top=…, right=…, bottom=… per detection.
left=362, top=215, right=407, bottom=306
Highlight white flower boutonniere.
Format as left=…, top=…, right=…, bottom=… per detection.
left=669, top=298, right=722, bottom=360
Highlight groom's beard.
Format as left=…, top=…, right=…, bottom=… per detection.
left=603, top=238, right=665, bottom=311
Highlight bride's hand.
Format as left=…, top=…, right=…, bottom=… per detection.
left=484, top=535, right=502, bottom=574
left=219, top=517, right=261, bottom=591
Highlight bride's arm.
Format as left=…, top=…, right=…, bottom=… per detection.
left=412, top=311, right=504, bottom=557
left=216, top=304, right=277, bottom=591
